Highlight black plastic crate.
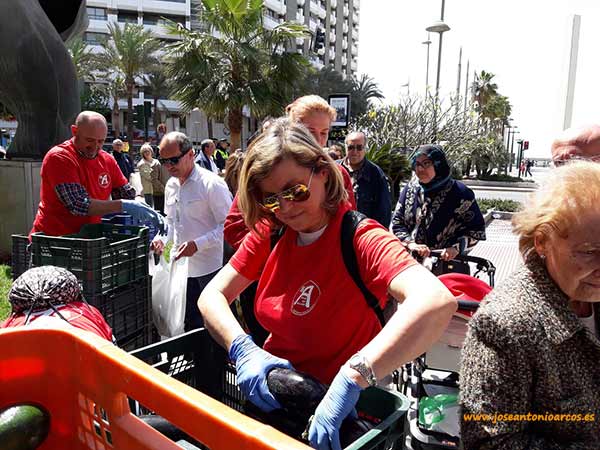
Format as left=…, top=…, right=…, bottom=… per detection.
left=131, top=329, right=410, bottom=450
left=11, top=234, right=31, bottom=280
left=89, top=278, right=152, bottom=352
left=30, top=224, right=149, bottom=297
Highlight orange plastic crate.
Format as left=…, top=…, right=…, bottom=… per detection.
left=0, top=327, right=309, bottom=449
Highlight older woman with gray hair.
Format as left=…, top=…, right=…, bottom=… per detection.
left=460, top=160, right=600, bottom=449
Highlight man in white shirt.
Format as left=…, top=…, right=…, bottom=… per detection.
left=195, top=138, right=219, bottom=174
left=152, top=132, right=232, bottom=330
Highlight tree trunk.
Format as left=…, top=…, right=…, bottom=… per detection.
left=112, top=97, right=120, bottom=138
left=153, top=97, right=160, bottom=136
left=207, top=115, right=213, bottom=139
left=228, top=108, right=243, bottom=151
left=126, top=82, right=134, bottom=153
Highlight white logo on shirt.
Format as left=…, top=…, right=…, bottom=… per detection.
left=98, top=173, right=110, bottom=188
left=291, top=280, right=321, bottom=316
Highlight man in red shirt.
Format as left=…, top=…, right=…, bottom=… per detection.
left=31, top=111, right=163, bottom=236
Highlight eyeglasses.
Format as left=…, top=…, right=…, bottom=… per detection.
left=553, top=155, right=600, bottom=167
left=347, top=144, right=364, bottom=151
left=415, top=159, right=434, bottom=170
left=260, top=169, right=315, bottom=213
left=158, top=151, right=189, bottom=166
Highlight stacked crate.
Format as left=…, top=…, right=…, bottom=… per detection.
left=11, top=224, right=152, bottom=351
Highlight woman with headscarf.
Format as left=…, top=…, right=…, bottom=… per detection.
left=391, top=144, right=486, bottom=261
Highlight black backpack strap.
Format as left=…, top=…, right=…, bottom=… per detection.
left=341, top=210, right=386, bottom=326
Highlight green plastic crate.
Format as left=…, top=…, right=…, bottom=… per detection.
left=30, top=224, right=149, bottom=297
left=131, top=329, right=410, bottom=450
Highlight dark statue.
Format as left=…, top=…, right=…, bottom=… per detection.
left=0, top=0, right=87, bottom=159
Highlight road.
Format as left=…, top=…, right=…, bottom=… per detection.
left=471, top=166, right=551, bottom=203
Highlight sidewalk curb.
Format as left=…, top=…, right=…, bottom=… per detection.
left=483, top=210, right=516, bottom=226
left=463, top=179, right=538, bottom=189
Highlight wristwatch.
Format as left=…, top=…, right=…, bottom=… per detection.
left=348, top=353, right=377, bottom=387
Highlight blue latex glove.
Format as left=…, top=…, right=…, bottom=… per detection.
left=121, top=199, right=165, bottom=234
left=229, top=333, right=293, bottom=412
left=308, top=369, right=363, bottom=450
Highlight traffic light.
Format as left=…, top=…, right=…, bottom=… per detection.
left=523, top=140, right=529, bottom=150
left=144, top=101, right=152, bottom=120
left=313, top=28, right=325, bottom=52
left=133, top=104, right=145, bottom=128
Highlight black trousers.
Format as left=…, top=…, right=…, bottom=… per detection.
left=184, top=270, right=220, bottom=332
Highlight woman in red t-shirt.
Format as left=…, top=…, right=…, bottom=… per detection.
left=199, top=118, right=456, bottom=450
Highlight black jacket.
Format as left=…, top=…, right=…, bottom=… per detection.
left=113, top=151, right=134, bottom=180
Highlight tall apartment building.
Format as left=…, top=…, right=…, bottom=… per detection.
left=80, top=0, right=359, bottom=142
left=263, top=0, right=361, bottom=78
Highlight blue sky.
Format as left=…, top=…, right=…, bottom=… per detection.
left=358, top=0, right=600, bottom=158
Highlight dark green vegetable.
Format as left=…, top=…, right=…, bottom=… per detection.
left=0, top=403, right=51, bottom=450
left=244, top=368, right=375, bottom=445
left=139, top=415, right=203, bottom=448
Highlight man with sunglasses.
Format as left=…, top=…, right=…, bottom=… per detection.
left=339, top=131, right=392, bottom=227
left=152, top=131, right=232, bottom=331
left=551, top=124, right=600, bottom=166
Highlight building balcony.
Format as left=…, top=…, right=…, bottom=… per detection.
left=309, top=1, right=325, bottom=19
left=343, top=22, right=348, bottom=33
left=142, top=0, right=188, bottom=15
left=263, top=14, right=280, bottom=30
left=265, top=0, right=286, bottom=15
left=88, top=18, right=109, bottom=33
left=342, top=40, right=347, bottom=50
left=296, top=37, right=305, bottom=45
left=351, top=60, right=358, bottom=72
left=297, top=0, right=305, bottom=6
left=330, top=0, right=337, bottom=8
left=352, top=12, right=358, bottom=24
left=329, top=48, right=335, bottom=60
left=343, top=5, right=349, bottom=17
left=351, top=44, right=358, bottom=56
left=310, top=57, right=324, bottom=70
left=341, top=55, right=347, bottom=66
left=308, top=18, right=318, bottom=32
left=329, top=31, right=336, bottom=42
left=87, top=0, right=109, bottom=7
left=114, top=0, right=141, bottom=12
left=330, top=15, right=336, bottom=26
left=354, top=0, right=360, bottom=9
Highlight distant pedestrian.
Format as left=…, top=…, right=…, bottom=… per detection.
left=137, top=144, right=161, bottom=208
left=195, top=138, right=219, bottom=174
left=526, top=159, right=533, bottom=177
left=520, top=160, right=526, bottom=177
left=340, top=131, right=392, bottom=227
left=112, top=138, right=134, bottom=182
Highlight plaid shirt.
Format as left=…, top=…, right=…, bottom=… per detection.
left=55, top=183, right=136, bottom=216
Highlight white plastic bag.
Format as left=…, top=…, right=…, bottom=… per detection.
left=151, top=255, right=188, bottom=338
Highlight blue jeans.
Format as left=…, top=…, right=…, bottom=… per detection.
left=184, top=269, right=220, bottom=331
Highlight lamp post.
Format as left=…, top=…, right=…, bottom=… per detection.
left=422, top=33, right=432, bottom=97
left=426, top=0, right=450, bottom=141
left=510, top=128, right=520, bottom=174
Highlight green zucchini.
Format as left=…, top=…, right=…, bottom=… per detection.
left=0, top=403, right=50, bottom=450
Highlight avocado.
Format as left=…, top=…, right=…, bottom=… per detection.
left=0, top=403, right=51, bottom=450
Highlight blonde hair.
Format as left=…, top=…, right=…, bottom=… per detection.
left=140, top=143, right=154, bottom=158
left=238, top=118, right=347, bottom=234
left=224, top=149, right=245, bottom=195
left=512, top=160, right=600, bottom=259
left=286, top=95, right=336, bottom=123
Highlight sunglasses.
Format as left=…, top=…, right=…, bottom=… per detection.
left=260, top=169, right=315, bottom=213
left=158, top=150, right=189, bottom=166
left=414, top=159, right=434, bottom=169
left=347, top=144, right=364, bottom=151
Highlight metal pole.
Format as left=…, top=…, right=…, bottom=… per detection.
left=464, top=60, right=470, bottom=114
left=434, top=0, right=446, bottom=99
left=424, top=33, right=431, bottom=97
left=510, top=131, right=518, bottom=173
left=563, top=15, right=581, bottom=130
left=456, top=47, right=462, bottom=113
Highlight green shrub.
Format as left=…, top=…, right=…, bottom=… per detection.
left=478, top=198, right=522, bottom=213
left=0, top=265, right=12, bottom=321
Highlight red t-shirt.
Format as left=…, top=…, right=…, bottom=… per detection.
left=230, top=203, right=417, bottom=384
left=31, top=139, right=128, bottom=236
left=224, top=165, right=357, bottom=251
left=1, top=302, right=113, bottom=342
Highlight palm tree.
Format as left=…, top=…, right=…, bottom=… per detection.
left=166, top=0, right=310, bottom=149
left=144, top=69, right=170, bottom=135
left=97, top=23, right=161, bottom=147
left=101, top=75, right=127, bottom=138
left=66, top=37, right=98, bottom=83
left=351, top=73, right=384, bottom=118
left=472, top=70, right=498, bottom=113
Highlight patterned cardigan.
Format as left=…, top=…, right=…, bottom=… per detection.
left=460, top=255, right=600, bottom=449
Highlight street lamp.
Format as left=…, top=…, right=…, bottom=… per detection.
left=509, top=128, right=520, bottom=173
left=422, top=33, right=432, bottom=97
left=426, top=0, right=451, bottom=101
left=426, top=0, right=450, bottom=141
